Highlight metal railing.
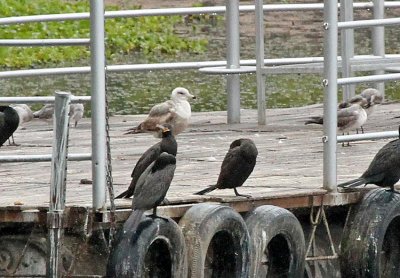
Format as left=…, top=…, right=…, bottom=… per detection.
left=1, top=1, right=400, bottom=207
left=322, top=0, right=400, bottom=191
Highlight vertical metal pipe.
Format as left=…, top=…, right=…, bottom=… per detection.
left=226, top=0, right=241, bottom=124
left=372, top=0, right=385, bottom=97
left=90, top=0, right=107, bottom=210
left=340, top=0, right=355, bottom=101
left=255, top=0, right=266, bottom=125
left=47, top=92, right=70, bottom=278
left=323, top=0, right=338, bottom=192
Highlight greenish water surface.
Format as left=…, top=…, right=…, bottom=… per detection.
left=1, top=12, right=400, bottom=115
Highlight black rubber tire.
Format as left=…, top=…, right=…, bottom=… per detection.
left=106, top=214, right=187, bottom=278
left=245, top=205, right=306, bottom=278
left=179, top=203, right=250, bottom=277
left=340, top=188, right=400, bottom=278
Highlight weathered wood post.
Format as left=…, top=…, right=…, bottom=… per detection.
left=47, top=91, right=71, bottom=277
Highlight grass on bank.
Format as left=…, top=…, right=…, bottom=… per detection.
left=0, top=0, right=208, bottom=68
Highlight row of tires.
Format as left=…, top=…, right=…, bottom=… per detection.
left=107, top=188, right=400, bottom=277
left=107, top=204, right=305, bottom=277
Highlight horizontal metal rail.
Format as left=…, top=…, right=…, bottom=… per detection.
left=0, top=96, right=91, bottom=104
left=337, top=130, right=399, bottom=143
left=1, top=54, right=400, bottom=78
left=0, top=38, right=90, bottom=46
left=0, top=153, right=92, bottom=163
left=337, top=73, right=400, bottom=85
left=338, top=17, right=400, bottom=29
left=0, top=2, right=400, bottom=25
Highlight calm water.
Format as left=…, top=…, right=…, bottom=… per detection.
left=1, top=11, right=400, bottom=115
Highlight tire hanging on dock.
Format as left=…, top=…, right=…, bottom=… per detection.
left=106, top=214, right=187, bottom=278
left=245, top=205, right=306, bottom=278
left=340, top=188, right=400, bottom=278
left=179, top=203, right=250, bottom=278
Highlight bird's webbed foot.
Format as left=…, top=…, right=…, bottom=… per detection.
left=8, top=142, right=20, bottom=147
left=234, top=188, right=251, bottom=198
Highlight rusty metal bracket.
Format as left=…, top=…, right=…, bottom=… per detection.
left=305, top=197, right=338, bottom=262
left=47, top=210, right=64, bottom=229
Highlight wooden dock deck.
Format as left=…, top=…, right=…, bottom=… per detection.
left=1, top=102, right=400, bottom=223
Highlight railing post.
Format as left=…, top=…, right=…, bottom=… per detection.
left=323, top=0, right=338, bottom=192
left=90, top=0, right=107, bottom=211
left=372, top=0, right=385, bottom=97
left=255, top=0, right=266, bottom=125
left=47, top=91, right=70, bottom=278
left=226, top=0, right=241, bottom=124
left=340, top=0, right=355, bottom=101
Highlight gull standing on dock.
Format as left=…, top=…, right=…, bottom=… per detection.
left=338, top=126, right=400, bottom=192
left=194, top=138, right=258, bottom=197
left=0, top=106, right=19, bottom=147
left=33, top=103, right=54, bottom=121
left=305, top=96, right=368, bottom=145
left=123, top=152, right=177, bottom=233
left=125, top=87, right=196, bottom=137
left=11, top=104, right=34, bottom=125
left=69, top=103, right=84, bottom=127
left=9, top=104, right=34, bottom=145
left=116, top=124, right=177, bottom=199
left=338, top=88, right=382, bottom=133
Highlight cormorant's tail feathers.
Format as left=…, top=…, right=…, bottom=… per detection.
left=123, top=209, right=145, bottom=233
left=337, top=178, right=366, bottom=188
left=115, top=189, right=129, bottom=199
left=194, top=185, right=217, bottom=195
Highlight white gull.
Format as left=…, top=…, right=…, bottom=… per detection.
left=126, top=87, right=196, bottom=137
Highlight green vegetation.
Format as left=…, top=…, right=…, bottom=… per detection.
left=0, top=0, right=208, bottom=68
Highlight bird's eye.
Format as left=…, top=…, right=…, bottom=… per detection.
left=178, top=91, right=184, bottom=95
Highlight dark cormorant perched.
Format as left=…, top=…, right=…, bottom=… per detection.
left=123, top=152, right=176, bottom=233
left=194, top=138, right=258, bottom=197
left=338, top=126, right=400, bottom=192
left=0, top=106, right=20, bottom=147
left=115, top=124, right=177, bottom=199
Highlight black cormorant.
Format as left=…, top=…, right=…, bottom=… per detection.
left=116, top=124, right=177, bottom=199
left=123, top=152, right=176, bottom=233
left=0, top=106, right=20, bottom=147
left=338, top=126, right=400, bottom=192
left=194, top=138, right=258, bottom=197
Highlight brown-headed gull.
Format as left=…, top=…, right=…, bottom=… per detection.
left=125, top=87, right=196, bottom=137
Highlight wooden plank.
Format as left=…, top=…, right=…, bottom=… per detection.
left=1, top=102, right=400, bottom=222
